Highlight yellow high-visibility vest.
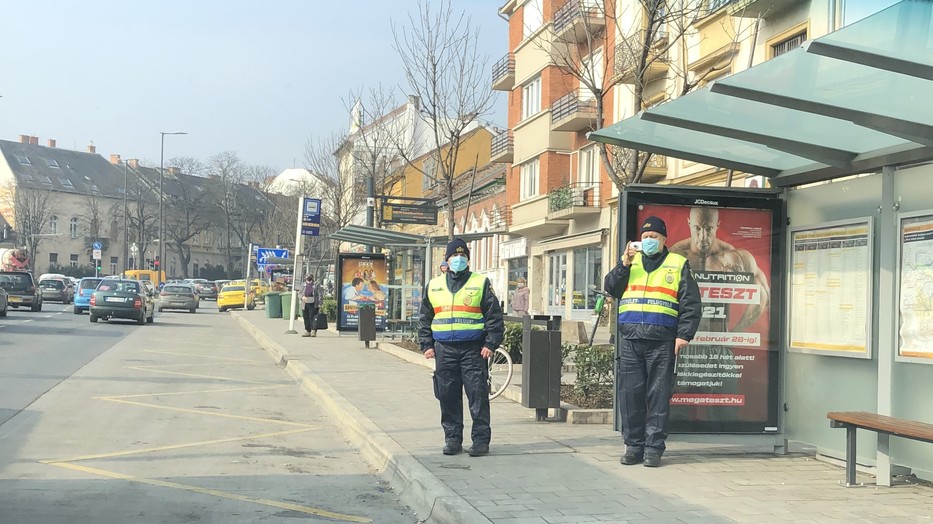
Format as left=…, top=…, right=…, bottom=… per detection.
left=428, top=273, right=486, bottom=342
left=618, top=252, right=685, bottom=328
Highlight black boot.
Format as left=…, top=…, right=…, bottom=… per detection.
left=442, top=440, right=462, bottom=455
left=620, top=450, right=644, bottom=465
left=467, top=443, right=489, bottom=457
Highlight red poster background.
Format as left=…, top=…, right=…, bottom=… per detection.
left=637, top=205, right=774, bottom=425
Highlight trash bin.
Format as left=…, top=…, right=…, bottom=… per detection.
left=358, top=304, right=376, bottom=348
left=521, top=315, right=562, bottom=421
left=280, top=292, right=296, bottom=320
left=264, top=292, right=282, bottom=319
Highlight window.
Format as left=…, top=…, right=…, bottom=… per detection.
left=110, top=256, right=118, bottom=275
left=520, top=158, right=539, bottom=200
left=50, top=215, right=58, bottom=235
left=14, top=154, right=30, bottom=165
left=522, top=0, right=543, bottom=39
left=69, top=218, right=78, bottom=238
left=772, top=31, right=807, bottom=58
left=707, top=0, right=736, bottom=14
left=60, top=177, right=74, bottom=189
left=573, top=246, right=603, bottom=310
left=548, top=252, right=567, bottom=314
left=46, top=158, right=60, bottom=168
left=422, top=154, right=437, bottom=191
left=49, top=253, right=58, bottom=264
left=521, top=76, right=541, bottom=120
left=69, top=254, right=78, bottom=268
left=580, top=49, right=603, bottom=101
left=579, top=145, right=599, bottom=187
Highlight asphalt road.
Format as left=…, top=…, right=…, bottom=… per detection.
left=0, top=301, right=416, bottom=524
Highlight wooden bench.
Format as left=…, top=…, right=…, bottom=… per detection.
left=827, top=411, right=933, bottom=486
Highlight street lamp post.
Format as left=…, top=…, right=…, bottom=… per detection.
left=159, top=131, right=187, bottom=281
left=123, top=160, right=129, bottom=275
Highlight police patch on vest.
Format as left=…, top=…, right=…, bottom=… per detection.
left=665, top=272, right=674, bottom=284
left=463, top=291, right=478, bottom=305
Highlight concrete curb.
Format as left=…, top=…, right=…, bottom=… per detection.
left=231, top=313, right=491, bottom=524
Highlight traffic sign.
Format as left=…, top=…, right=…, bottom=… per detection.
left=257, top=248, right=288, bottom=273
left=92, top=241, right=102, bottom=250
left=92, top=249, right=102, bottom=260
left=130, top=242, right=139, bottom=255
left=301, top=198, right=322, bottom=236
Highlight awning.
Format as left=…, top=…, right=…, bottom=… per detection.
left=588, top=0, right=933, bottom=188
left=536, top=228, right=606, bottom=253
left=328, top=224, right=506, bottom=249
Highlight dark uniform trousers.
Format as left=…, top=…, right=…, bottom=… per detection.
left=433, top=340, right=491, bottom=445
left=617, top=337, right=676, bottom=454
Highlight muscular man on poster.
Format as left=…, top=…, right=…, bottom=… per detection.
left=668, top=207, right=772, bottom=424
left=670, top=207, right=771, bottom=331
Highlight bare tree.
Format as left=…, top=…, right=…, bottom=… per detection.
left=3, top=184, right=59, bottom=271
left=344, top=85, right=414, bottom=228
left=163, top=172, right=214, bottom=279
left=207, top=151, right=247, bottom=275
left=393, top=0, right=496, bottom=239
left=543, top=0, right=750, bottom=190
left=304, top=134, right=365, bottom=254
left=126, top=171, right=158, bottom=268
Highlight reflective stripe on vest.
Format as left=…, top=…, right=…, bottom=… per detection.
left=428, top=273, right=486, bottom=342
left=618, top=252, right=685, bottom=328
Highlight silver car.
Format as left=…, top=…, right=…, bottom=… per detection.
left=158, top=284, right=199, bottom=313
left=39, top=278, right=73, bottom=304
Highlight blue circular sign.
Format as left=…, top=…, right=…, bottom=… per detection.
left=92, top=241, right=102, bottom=250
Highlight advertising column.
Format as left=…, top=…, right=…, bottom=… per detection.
left=336, top=253, right=388, bottom=331
left=622, top=187, right=783, bottom=434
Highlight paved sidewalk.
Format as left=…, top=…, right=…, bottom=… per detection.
left=232, top=310, right=933, bottom=524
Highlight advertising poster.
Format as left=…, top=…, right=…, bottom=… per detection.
left=898, top=212, right=933, bottom=362
left=623, top=187, right=783, bottom=434
left=789, top=219, right=872, bottom=358
left=336, top=253, right=387, bottom=332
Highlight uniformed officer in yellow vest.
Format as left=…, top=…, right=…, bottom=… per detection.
left=419, top=238, right=504, bottom=457
left=605, top=215, right=701, bottom=468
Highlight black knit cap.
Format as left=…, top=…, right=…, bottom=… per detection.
left=640, top=215, right=668, bottom=236
left=445, top=238, right=470, bottom=260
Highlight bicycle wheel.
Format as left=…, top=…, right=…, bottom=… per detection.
left=488, top=348, right=513, bottom=400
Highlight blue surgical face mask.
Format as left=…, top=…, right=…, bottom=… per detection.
left=641, top=237, right=661, bottom=256
left=448, top=256, right=468, bottom=273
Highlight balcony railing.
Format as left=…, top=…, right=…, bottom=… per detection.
left=491, top=53, right=515, bottom=91
left=490, top=130, right=514, bottom=163
left=613, top=30, right=670, bottom=84
left=490, top=206, right=512, bottom=229
left=553, top=0, right=605, bottom=43
left=551, top=89, right=598, bottom=132
left=548, top=182, right=602, bottom=214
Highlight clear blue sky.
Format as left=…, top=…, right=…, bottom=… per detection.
left=0, top=0, right=508, bottom=172
left=0, top=1, right=898, bottom=173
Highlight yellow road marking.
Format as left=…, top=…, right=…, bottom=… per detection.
left=47, top=462, right=372, bottom=523
left=98, top=384, right=288, bottom=400
left=142, top=349, right=257, bottom=362
left=125, top=366, right=271, bottom=385
left=98, top=397, right=316, bottom=428
left=40, top=428, right=315, bottom=464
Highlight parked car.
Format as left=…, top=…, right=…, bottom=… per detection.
left=194, top=280, right=217, bottom=300
left=73, top=277, right=103, bottom=314
left=90, top=278, right=155, bottom=325
left=217, top=284, right=255, bottom=312
left=0, top=271, right=42, bottom=311
left=158, top=284, right=199, bottom=313
left=39, top=278, right=74, bottom=304
left=0, top=286, right=7, bottom=317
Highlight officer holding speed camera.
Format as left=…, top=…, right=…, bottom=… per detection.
left=604, top=215, right=701, bottom=468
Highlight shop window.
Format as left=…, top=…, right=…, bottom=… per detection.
left=573, top=246, right=603, bottom=310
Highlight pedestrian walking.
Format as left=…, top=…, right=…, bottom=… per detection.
left=605, top=216, right=702, bottom=468
left=300, top=275, right=323, bottom=337
left=419, top=238, right=504, bottom=457
left=439, top=261, right=449, bottom=273
left=511, top=277, right=530, bottom=317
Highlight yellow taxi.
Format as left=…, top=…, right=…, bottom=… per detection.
left=216, top=283, right=255, bottom=312
left=227, top=279, right=269, bottom=301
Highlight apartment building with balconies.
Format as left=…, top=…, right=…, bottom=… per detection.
left=494, top=0, right=617, bottom=320
left=493, top=0, right=848, bottom=319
